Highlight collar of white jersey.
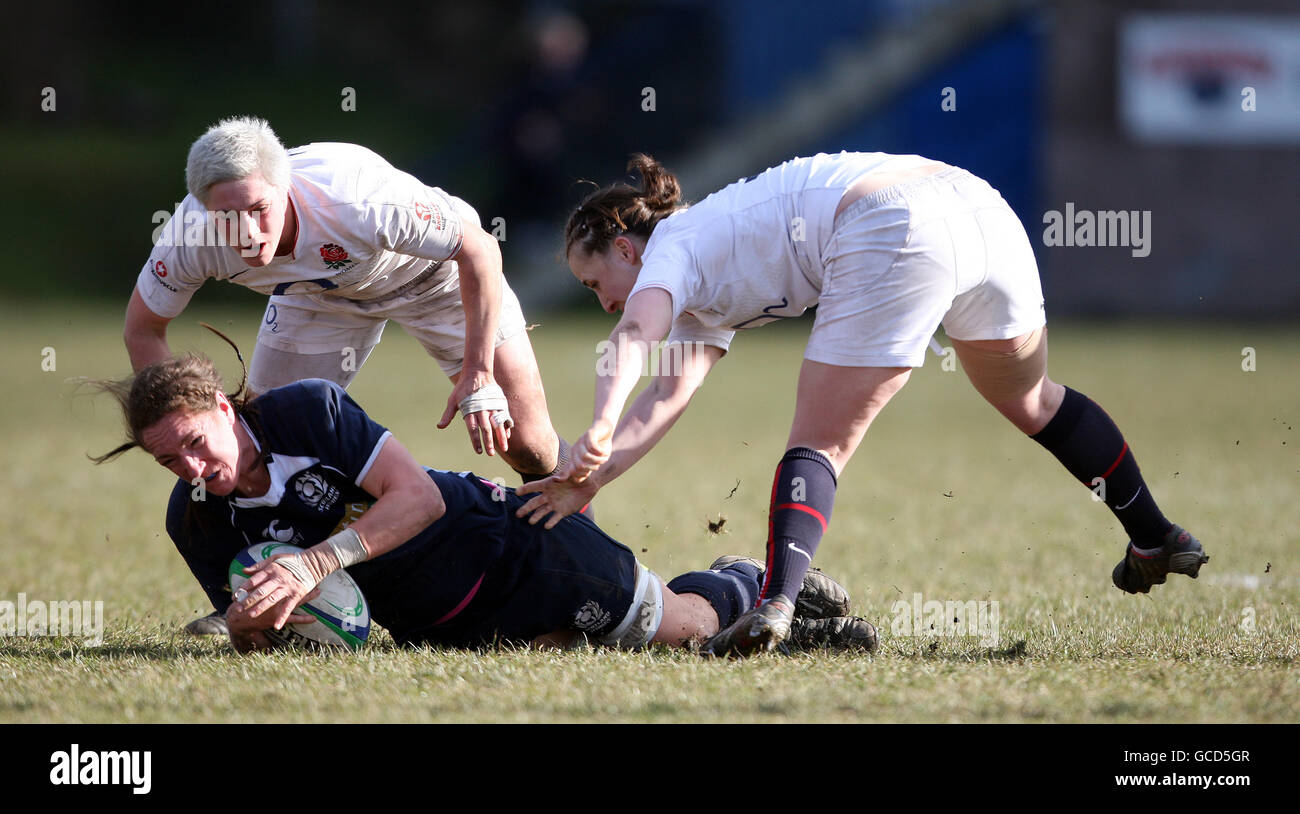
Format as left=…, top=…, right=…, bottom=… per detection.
left=240, top=414, right=260, bottom=449
left=228, top=415, right=319, bottom=509
left=281, top=183, right=304, bottom=262
left=642, top=211, right=682, bottom=260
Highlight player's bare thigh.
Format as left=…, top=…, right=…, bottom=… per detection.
left=952, top=330, right=1065, bottom=435
left=787, top=360, right=912, bottom=477
left=246, top=298, right=385, bottom=396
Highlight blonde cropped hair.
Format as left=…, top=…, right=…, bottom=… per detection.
left=185, top=116, right=291, bottom=202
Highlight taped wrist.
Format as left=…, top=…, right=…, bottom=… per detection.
left=459, top=382, right=514, bottom=429
left=277, top=555, right=318, bottom=590
left=324, top=527, right=369, bottom=570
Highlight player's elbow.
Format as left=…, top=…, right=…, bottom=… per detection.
left=656, top=374, right=703, bottom=417
left=411, top=474, right=446, bottom=525
left=613, top=318, right=650, bottom=344
left=656, top=343, right=721, bottom=395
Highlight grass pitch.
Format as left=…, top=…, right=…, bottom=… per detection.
left=1, top=300, right=1296, bottom=723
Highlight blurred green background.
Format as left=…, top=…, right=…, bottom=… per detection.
left=1, top=0, right=1296, bottom=723
left=7, top=1, right=1297, bottom=316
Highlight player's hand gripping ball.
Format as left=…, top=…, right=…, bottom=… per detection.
left=229, top=543, right=371, bottom=650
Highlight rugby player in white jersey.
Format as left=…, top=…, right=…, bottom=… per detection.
left=516, top=153, right=1210, bottom=656
left=126, top=117, right=576, bottom=634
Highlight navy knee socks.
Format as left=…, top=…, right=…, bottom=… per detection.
left=1032, top=386, right=1171, bottom=547
left=759, top=447, right=838, bottom=604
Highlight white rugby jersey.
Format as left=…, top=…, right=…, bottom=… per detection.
left=633, top=151, right=938, bottom=349
left=137, top=142, right=478, bottom=318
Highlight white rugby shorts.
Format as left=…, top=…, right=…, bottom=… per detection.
left=247, top=270, right=528, bottom=392
left=807, top=166, right=1046, bottom=368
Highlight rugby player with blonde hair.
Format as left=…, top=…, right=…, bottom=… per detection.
left=126, top=117, right=578, bottom=634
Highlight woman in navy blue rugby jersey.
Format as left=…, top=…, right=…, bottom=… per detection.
left=90, top=353, right=876, bottom=654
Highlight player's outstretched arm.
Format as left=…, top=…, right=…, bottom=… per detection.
left=236, top=436, right=446, bottom=630
left=593, top=340, right=725, bottom=486
left=516, top=334, right=723, bottom=528
left=124, top=288, right=175, bottom=372
left=438, top=221, right=511, bottom=456
left=568, top=287, right=675, bottom=481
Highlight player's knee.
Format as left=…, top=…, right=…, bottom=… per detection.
left=656, top=588, right=720, bottom=645
left=856, top=367, right=911, bottom=411
left=506, top=428, right=561, bottom=478
left=986, top=377, right=1064, bottom=435
left=881, top=366, right=912, bottom=398
left=954, top=327, right=1047, bottom=407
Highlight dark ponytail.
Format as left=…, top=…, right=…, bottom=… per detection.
left=565, top=153, right=686, bottom=257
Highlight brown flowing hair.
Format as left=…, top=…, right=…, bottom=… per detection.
left=564, top=153, right=687, bottom=257
left=87, top=324, right=251, bottom=464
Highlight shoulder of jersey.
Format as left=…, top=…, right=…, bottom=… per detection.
left=288, top=141, right=387, bottom=165
left=256, top=378, right=339, bottom=411
left=289, top=142, right=410, bottom=216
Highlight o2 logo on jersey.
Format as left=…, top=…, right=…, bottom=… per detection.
left=293, top=470, right=340, bottom=512
left=262, top=519, right=297, bottom=543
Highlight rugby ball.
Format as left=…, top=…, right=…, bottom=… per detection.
left=228, top=542, right=370, bottom=650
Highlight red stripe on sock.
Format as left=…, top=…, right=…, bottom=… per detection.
left=775, top=502, right=828, bottom=533
left=1100, top=441, right=1129, bottom=481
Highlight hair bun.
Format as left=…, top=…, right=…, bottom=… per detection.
left=565, top=154, right=686, bottom=256
left=627, top=153, right=682, bottom=215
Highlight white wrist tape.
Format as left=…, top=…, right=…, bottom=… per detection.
left=459, top=382, right=514, bottom=429
left=277, top=555, right=317, bottom=590
left=324, top=527, right=368, bottom=570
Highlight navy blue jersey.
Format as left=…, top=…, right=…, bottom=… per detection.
left=166, top=380, right=638, bottom=646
